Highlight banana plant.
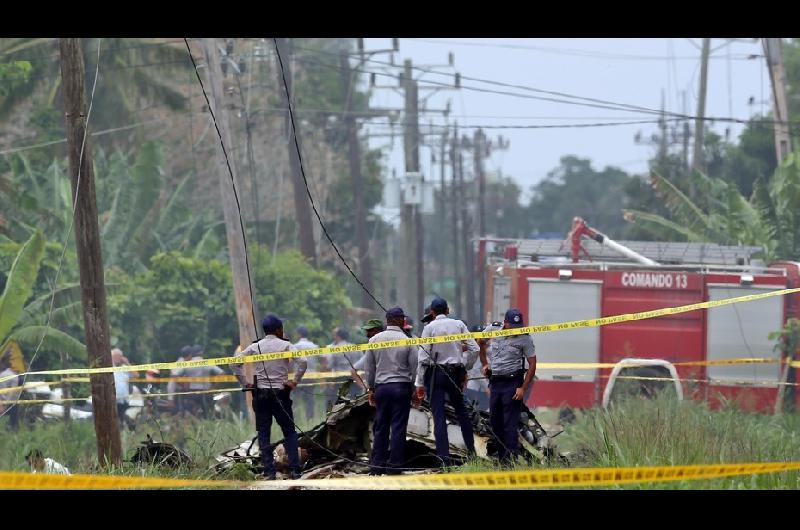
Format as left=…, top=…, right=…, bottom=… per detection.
left=0, top=231, right=86, bottom=368
left=624, top=154, right=800, bottom=262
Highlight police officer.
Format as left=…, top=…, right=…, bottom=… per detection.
left=414, top=298, right=480, bottom=464
left=479, top=308, right=537, bottom=464
left=233, top=315, right=307, bottom=480
left=364, top=307, right=418, bottom=475
left=176, top=345, right=225, bottom=418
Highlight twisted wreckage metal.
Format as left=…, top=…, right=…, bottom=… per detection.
left=214, top=381, right=568, bottom=479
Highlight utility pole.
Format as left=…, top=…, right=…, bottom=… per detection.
left=474, top=129, right=486, bottom=323
left=59, top=38, right=122, bottom=466
left=340, top=51, right=375, bottom=309
left=451, top=124, right=462, bottom=315
left=402, top=59, right=423, bottom=318
left=763, top=38, right=793, bottom=164
left=275, top=38, right=317, bottom=266
left=682, top=91, right=690, bottom=175
left=202, top=39, right=260, bottom=414
left=439, top=127, right=448, bottom=286
left=458, top=139, right=476, bottom=324
left=691, top=37, right=711, bottom=187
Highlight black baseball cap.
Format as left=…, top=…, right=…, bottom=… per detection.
left=261, top=314, right=283, bottom=334
left=421, top=305, right=434, bottom=323
left=386, top=306, right=406, bottom=320
left=504, top=308, right=524, bottom=328
left=430, top=298, right=448, bottom=314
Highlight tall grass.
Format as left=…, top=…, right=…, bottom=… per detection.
left=0, top=414, right=255, bottom=480
left=561, top=395, right=800, bottom=489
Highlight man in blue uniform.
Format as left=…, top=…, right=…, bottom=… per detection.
left=233, top=315, right=307, bottom=480
left=364, top=307, right=418, bottom=474
left=479, top=308, right=537, bottom=464
left=414, top=298, right=479, bottom=465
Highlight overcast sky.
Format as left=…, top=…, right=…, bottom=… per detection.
left=363, top=38, right=771, bottom=202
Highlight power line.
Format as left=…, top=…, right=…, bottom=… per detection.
left=183, top=38, right=435, bottom=474
left=272, top=39, right=386, bottom=312
left=403, top=38, right=759, bottom=61
left=291, top=50, right=800, bottom=127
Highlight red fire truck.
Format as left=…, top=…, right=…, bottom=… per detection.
left=481, top=218, right=800, bottom=413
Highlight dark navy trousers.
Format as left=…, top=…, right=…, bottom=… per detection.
left=371, top=382, right=413, bottom=474
left=253, top=387, right=300, bottom=476
left=428, top=368, right=475, bottom=462
left=489, top=378, right=522, bottom=463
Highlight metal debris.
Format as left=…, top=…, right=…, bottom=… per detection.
left=214, top=383, right=567, bottom=479
left=130, top=434, right=193, bottom=468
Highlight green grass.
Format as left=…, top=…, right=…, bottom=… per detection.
left=4, top=394, right=799, bottom=489
left=555, top=395, right=800, bottom=489
left=0, top=392, right=333, bottom=484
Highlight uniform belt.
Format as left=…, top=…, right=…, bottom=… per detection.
left=489, top=370, right=525, bottom=383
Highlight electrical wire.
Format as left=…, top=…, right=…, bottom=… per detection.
left=291, top=51, right=800, bottom=127
left=185, top=38, right=426, bottom=474
left=402, top=38, right=759, bottom=61
left=2, top=39, right=103, bottom=420
left=273, top=39, right=386, bottom=312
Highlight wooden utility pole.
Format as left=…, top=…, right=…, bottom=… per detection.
left=439, top=127, right=448, bottom=286
left=691, top=38, right=711, bottom=186
left=459, top=140, right=476, bottom=324
left=275, top=38, right=317, bottom=266
left=682, top=91, right=691, bottom=175
left=201, top=39, right=260, bottom=416
left=474, top=129, right=487, bottom=323
left=402, top=59, right=423, bottom=318
left=451, top=124, right=462, bottom=315
left=339, top=51, right=375, bottom=309
left=59, top=38, right=122, bottom=466
left=763, top=38, right=793, bottom=164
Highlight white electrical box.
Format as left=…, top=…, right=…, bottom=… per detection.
left=404, top=172, right=423, bottom=205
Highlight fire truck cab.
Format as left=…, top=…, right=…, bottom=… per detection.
left=481, top=219, right=800, bottom=413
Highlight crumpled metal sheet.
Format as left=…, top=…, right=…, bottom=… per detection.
left=214, top=385, right=566, bottom=479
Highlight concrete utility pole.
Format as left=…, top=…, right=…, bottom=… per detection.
left=340, top=51, right=375, bottom=309
left=275, top=38, right=317, bottom=266
left=59, top=38, right=122, bottom=466
left=402, top=59, right=423, bottom=318
left=202, top=39, right=260, bottom=404
left=691, top=38, right=711, bottom=185
left=763, top=38, right=793, bottom=164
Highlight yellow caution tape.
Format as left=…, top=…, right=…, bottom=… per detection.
left=2, top=287, right=798, bottom=384
left=497, top=372, right=800, bottom=388
left=4, top=377, right=359, bottom=405
left=0, top=471, right=232, bottom=490
left=2, top=461, right=800, bottom=490
left=272, top=461, right=800, bottom=489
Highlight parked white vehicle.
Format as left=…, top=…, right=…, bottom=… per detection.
left=602, top=358, right=683, bottom=409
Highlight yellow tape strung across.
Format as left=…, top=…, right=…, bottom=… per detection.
left=4, top=377, right=356, bottom=405
left=2, top=461, right=799, bottom=490
left=0, top=471, right=230, bottom=490
left=2, top=287, right=799, bottom=384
